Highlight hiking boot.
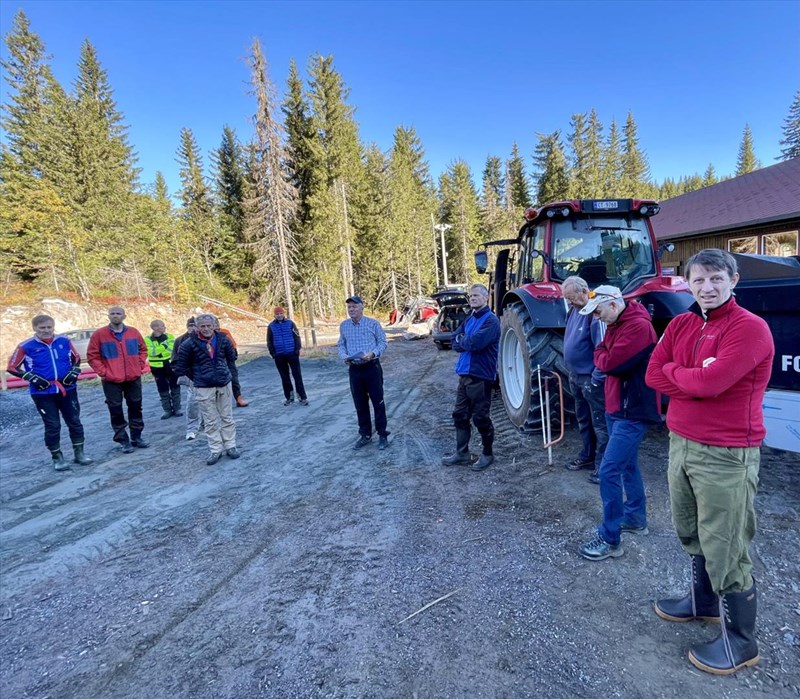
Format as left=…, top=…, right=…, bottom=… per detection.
left=299, top=398, right=309, bottom=406
left=72, top=443, right=93, bottom=466
left=655, top=555, right=720, bottom=623
left=471, top=454, right=494, bottom=471
left=579, top=534, right=623, bottom=561
left=185, top=432, right=197, bottom=441
left=226, top=447, right=241, bottom=459
left=620, top=521, right=649, bottom=536
left=378, top=436, right=389, bottom=450
left=51, top=449, right=69, bottom=472
left=121, top=442, right=135, bottom=454
left=206, top=452, right=222, bottom=465
left=442, top=452, right=471, bottom=466
left=566, top=456, right=594, bottom=471
left=131, top=438, right=149, bottom=449
left=587, top=469, right=600, bottom=484
left=353, top=435, right=371, bottom=450
left=159, top=392, right=173, bottom=420
left=236, top=395, right=249, bottom=407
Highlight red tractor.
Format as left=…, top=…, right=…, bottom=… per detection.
left=475, top=198, right=693, bottom=431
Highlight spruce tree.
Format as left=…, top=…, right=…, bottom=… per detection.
left=439, top=160, right=480, bottom=284
left=567, top=112, right=588, bottom=197
left=777, top=90, right=800, bottom=161
left=702, top=164, right=718, bottom=187
left=602, top=118, right=623, bottom=196
left=176, top=127, right=217, bottom=284
left=620, top=111, right=651, bottom=197
left=506, top=143, right=531, bottom=212
left=213, top=125, right=251, bottom=288
left=480, top=155, right=514, bottom=240
left=736, top=124, right=760, bottom=175
left=533, top=131, right=570, bottom=205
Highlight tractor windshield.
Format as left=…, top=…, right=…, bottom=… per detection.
left=550, top=217, right=656, bottom=291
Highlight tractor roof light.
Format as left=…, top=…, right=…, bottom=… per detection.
left=560, top=207, right=570, bottom=217
left=639, top=204, right=662, bottom=217
left=546, top=209, right=555, bottom=218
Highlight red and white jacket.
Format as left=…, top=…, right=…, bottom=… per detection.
left=645, top=297, right=774, bottom=447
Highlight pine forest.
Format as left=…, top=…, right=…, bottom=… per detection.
left=2, top=11, right=798, bottom=319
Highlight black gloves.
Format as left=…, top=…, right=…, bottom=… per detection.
left=62, top=366, right=81, bottom=386
left=23, top=372, right=51, bottom=390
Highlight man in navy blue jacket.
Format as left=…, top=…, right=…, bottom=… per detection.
left=267, top=307, right=308, bottom=406
left=442, top=284, right=501, bottom=471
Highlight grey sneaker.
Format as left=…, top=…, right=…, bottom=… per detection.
left=378, top=436, right=389, bottom=450
left=579, top=535, right=624, bottom=561
left=206, top=452, right=223, bottom=466
left=620, top=521, right=649, bottom=535
left=283, top=397, right=294, bottom=406
left=353, top=436, right=371, bottom=450
left=185, top=432, right=197, bottom=441
left=299, top=398, right=309, bottom=406
left=226, top=447, right=241, bottom=459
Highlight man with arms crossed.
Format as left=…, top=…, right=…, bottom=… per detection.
left=441, top=284, right=500, bottom=471
left=646, top=249, right=773, bottom=675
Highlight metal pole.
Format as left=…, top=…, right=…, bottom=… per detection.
left=431, top=213, right=440, bottom=288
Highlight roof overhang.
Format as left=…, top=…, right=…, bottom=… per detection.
left=657, top=212, right=800, bottom=241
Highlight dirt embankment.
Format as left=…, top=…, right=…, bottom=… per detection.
left=0, top=330, right=798, bottom=698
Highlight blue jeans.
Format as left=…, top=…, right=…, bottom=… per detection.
left=598, top=415, right=648, bottom=545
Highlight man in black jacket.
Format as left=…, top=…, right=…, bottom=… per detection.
left=173, top=313, right=240, bottom=465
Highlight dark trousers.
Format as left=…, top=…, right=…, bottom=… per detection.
left=151, top=365, right=178, bottom=394
left=569, top=374, right=609, bottom=466
left=349, top=361, right=388, bottom=438
left=31, top=391, right=85, bottom=451
left=275, top=354, right=306, bottom=400
left=453, top=375, right=494, bottom=455
left=102, top=378, right=144, bottom=443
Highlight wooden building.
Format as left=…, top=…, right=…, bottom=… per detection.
left=655, top=157, right=800, bottom=276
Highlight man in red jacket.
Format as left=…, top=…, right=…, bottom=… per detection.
left=87, top=306, right=149, bottom=453
left=576, top=286, right=661, bottom=562
left=646, top=249, right=774, bottom=675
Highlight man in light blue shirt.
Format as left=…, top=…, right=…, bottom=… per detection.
left=337, top=295, right=390, bottom=450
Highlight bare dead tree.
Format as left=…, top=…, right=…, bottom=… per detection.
left=245, top=39, right=297, bottom=319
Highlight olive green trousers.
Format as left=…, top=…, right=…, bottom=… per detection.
left=668, top=433, right=760, bottom=594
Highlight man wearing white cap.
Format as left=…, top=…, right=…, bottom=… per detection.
left=577, top=285, right=661, bottom=562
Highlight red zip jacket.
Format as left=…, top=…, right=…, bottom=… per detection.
left=87, top=325, right=148, bottom=383
left=645, top=297, right=774, bottom=447
left=594, top=301, right=660, bottom=423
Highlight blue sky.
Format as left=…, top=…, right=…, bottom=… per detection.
left=1, top=0, right=798, bottom=199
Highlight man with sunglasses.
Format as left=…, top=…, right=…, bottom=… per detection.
left=577, top=285, right=660, bottom=561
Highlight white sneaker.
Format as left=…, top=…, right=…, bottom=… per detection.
left=186, top=432, right=197, bottom=441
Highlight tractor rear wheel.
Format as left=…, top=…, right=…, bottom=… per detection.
left=498, top=301, right=573, bottom=431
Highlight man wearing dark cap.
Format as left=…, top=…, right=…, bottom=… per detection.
left=267, top=306, right=308, bottom=406
left=337, top=295, right=390, bottom=450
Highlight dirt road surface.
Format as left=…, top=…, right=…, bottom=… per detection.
left=1, top=330, right=798, bottom=698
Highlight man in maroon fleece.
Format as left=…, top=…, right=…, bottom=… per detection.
left=646, top=248, right=774, bottom=676
left=87, top=306, right=149, bottom=453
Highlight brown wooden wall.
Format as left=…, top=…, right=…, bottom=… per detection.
left=660, top=217, right=800, bottom=276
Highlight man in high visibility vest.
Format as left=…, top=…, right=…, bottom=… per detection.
left=145, top=319, right=182, bottom=420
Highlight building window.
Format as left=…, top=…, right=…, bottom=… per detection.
left=762, top=231, right=798, bottom=256
left=728, top=236, right=758, bottom=254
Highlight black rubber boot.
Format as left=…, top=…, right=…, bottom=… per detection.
left=689, top=584, right=760, bottom=675
left=159, top=392, right=173, bottom=420
left=442, top=427, right=471, bottom=465
left=171, top=386, right=183, bottom=417
left=655, top=555, right=720, bottom=623
left=50, top=447, right=69, bottom=472
left=72, top=443, right=94, bottom=465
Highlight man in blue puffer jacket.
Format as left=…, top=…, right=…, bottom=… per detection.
left=267, top=307, right=308, bottom=406
left=173, top=313, right=240, bottom=466
left=441, top=284, right=501, bottom=471
left=6, top=314, right=93, bottom=471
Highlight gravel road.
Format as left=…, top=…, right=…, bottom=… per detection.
left=1, top=331, right=798, bottom=698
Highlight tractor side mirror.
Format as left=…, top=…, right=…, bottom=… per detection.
left=474, top=249, right=488, bottom=274
left=657, top=242, right=675, bottom=260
